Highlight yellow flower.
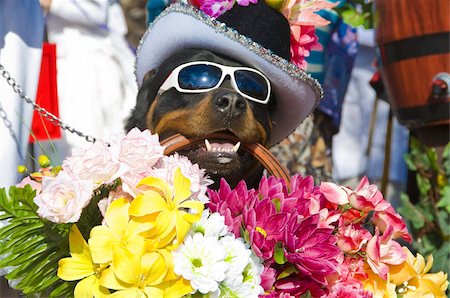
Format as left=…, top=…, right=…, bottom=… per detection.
left=89, top=198, right=153, bottom=264
left=57, top=225, right=109, bottom=298
left=99, top=246, right=168, bottom=297
left=363, top=265, right=397, bottom=298
left=129, top=168, right=204, bottom=248
left=390, top=248, right=449, bottom=298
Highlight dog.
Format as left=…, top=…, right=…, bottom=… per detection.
left=126, top=49, right=277, bottom=188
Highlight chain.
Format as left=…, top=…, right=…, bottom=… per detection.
left=0, top=63, right=97, bottom=143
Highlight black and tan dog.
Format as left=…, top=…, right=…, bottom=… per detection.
left=126, top=49, right=276, bottom=188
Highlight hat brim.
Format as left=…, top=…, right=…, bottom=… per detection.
left=135, top=3, right=322, bottom=146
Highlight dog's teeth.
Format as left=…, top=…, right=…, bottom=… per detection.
left=232, top=142, right=241, bottom=152
left=205, top=139, right=212, bottom=151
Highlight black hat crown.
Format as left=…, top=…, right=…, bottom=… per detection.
left=217, top=1, right=291, bottom=61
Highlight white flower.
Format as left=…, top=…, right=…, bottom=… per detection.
left=34, top=171, right=94, bottom=223
left=173, top=233, right=228, bottom=294
left=152, top=153, right=213, bottom=203
left=109, top=128, right=164, bottom=172
left=220, top=235, right=251, bottom=277
left=191, top=210, right=228, bottom=239
left=63, top=140, right=119, bottom=184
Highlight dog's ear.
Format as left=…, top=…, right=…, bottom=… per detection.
left=125, top=69, right=159, bottom=132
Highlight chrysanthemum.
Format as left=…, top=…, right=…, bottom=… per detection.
left=190, top=210, right=228, bottom=239
left=173, top=233, right=228, bottom=294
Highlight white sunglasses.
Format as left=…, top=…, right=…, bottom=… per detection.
left=158, top=61, right=272, bottom=104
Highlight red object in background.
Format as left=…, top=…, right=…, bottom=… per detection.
left=29, top=42, right=61, bottom=143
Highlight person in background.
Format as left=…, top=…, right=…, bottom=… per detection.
left=37, top=0, right=137, bottom=163
left=0, top=1, right=44, bottom=188
left=332, top=28, right=409, bottom=205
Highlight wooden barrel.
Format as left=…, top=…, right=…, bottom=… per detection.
left=375, top=0, right=450, bottom=128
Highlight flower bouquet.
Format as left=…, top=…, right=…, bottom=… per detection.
left=0, top=128, right=448, bottom=297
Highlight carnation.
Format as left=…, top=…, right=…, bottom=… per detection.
left=62, top=141, right=119, bottom=184
left=34, top=171, right=94, bottom=223
left=152, top=153, right=213, bottom=203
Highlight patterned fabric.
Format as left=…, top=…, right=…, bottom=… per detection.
left=270, top=111, right=334, bottom=183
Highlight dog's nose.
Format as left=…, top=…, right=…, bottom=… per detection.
left=213, top=91, right=246, bottom=117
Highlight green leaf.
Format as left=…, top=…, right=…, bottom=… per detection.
left=398, top=194, right=426, bottom=229
left=403, top=153, right=417, bottom=171
left=416, top=174, right=431, bottom=197
left=437, top=186, right=450, bottom=214
left=50, top=280, right=75, bottom=298
left=341, top=9, right=366, bottom=27
left=274, top=242, right=286, bottom=265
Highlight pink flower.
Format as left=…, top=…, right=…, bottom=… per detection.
left=207, top=179, right=258, bottom=237
left=324, top=283, right=373, bottom=298
left=283, top=214, right=340, bottom=285
left=336, top=221, right=372, bottom=254
left=236, top=0, right=257, bottom=6
left=372, top=206, right=412, bottom=243
left=151, top=153, right=213, bottom=203
left=34, top=171, right=94, bottom=223
left=199, top=0, right=235, bottom=17
left=16, top=176, right=42, bottom=193
left=63, top=141, right=120, bottom=185
left=109, top=128, right=164, bottom=173
left=290, top=25, right=320, bottom=68
left=97, top=185, right=133, bottom=219
left=260, top=263, right=277, bottom=292
left=320, top=177, right=391, bottom=212
left=366, top=227, right=407, bottom=280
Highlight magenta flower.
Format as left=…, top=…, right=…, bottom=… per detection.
left=260, top=263, right=277, bottom=292
left=283, top=214, right=340, bottom=285
left=290, top=25, right=320, bottom=69
left=199, top=0, right=235, bottom=18
left=207, top=178, right=257, bottom=237
left=243, top=197, right=289, bottom=259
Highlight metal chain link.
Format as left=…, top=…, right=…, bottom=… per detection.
left=0, top=63, right=97, bottom=143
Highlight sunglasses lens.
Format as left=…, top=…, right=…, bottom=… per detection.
left=178, top=64, right=222, bottom=90
left=235, top=70, right=269, bottom=102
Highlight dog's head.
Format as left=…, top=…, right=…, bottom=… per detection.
left=126, top=49, right=276, bottom=187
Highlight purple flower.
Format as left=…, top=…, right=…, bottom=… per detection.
left=200, top=0, right=235, bottom=18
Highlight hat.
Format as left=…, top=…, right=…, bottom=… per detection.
left=135, top=1, right=323, bottom=146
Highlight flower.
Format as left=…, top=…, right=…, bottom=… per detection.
left=109, top=127, right=165, bottom=173
left=199, top=0, right=235, bottom=17
left=16, top=176, right=42, bottom=193
left=99, top=246, right=169, bottom=297
left=207, top=179, right=258, bottom=237
left=34, top=171, right=94, bottom=223
left=190, top=210, right=228, bottom=238
left=151, top=153, right=213, bottom=203
left=283, top=214, right=340, bottom=286
left=129, top=168, right=204, bottom=248
left=372, top=205, right=412, bottom=243
left=173, top=233, right=228, bottom=293
left=335, top=221, right=372, bottom=254
left=57, top=225, right=109, bottom=297
left=97, top=186, right=133, bottom=219
left=365, top=227, right=406, bottom=280
left=389, top=247, right=449, bottom=297
left=325, top=283, right=373, bottom=298
left=320, top=177, right=391, bottom=212
left=88, top=198, right=152, bottom=264
left=63, top=141, right=120, bottom=185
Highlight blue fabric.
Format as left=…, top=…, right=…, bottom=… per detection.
left=147, top=0, right=171, bottom=24
left=320, top=21, right=358, bottom=129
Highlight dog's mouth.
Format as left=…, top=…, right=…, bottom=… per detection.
left=173, top=131, right=259, bottom=186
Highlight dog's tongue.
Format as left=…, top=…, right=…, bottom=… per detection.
left=205, top=139, right=241, bottom=153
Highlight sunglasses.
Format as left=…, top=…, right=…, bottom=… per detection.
left=158, top=61, right=272, bottom=104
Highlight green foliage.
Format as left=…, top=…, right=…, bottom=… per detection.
left=400, top=139, right=450, bottom=279
left=0, top=179, right=120, bottom=296
left=335, top=0, right=374, bottom=29
left=0, top=185, right=73, bottom=296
